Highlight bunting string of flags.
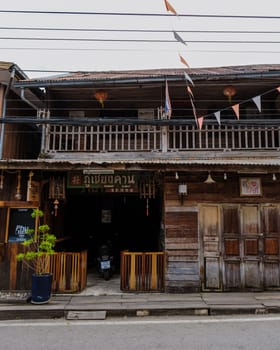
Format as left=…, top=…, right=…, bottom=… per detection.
left=163, top=0, right=198, bottom=125
left=199, top=85, right=280, bottom=129
left=162, top=1, right=280, bottom=129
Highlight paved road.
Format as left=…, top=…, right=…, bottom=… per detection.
left=1, top=315, right=280, bottom=350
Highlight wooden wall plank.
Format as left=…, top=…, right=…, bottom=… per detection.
left=164, top=204, right=200, bottom=292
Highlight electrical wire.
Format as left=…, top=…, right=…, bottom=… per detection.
left=0, top=10, right=279, bottom=19
left=0, top=26, right=279, bottom=34
left=0, top=37, right=279, bottom=44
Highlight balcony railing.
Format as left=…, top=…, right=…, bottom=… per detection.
left=44, top=123, right=280, bottom=153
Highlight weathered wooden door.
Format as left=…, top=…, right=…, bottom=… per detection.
left=223, top=204, right=280, bottom=290
left=262, top=205, right=280, bottom=288
left=222, top=204, right=262, bottom=290
left=201, top=204, right=280, bottom=291
left=240, top=205, right=262, bottom=289
left=200, top=205, right=221, bottom=290
left=222, top=205, right=242, bottom=289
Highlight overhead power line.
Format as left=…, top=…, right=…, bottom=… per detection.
left=0, top=37, right=279, bottom=44
left=1, top=48, right=279, bottom=53
left=0, top=26, right=279, bottom=34
left=0, top=9, right=279, bottom=19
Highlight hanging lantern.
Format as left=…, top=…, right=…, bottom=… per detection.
left=0, top=170, right=4, bottom=190
left=223, top=85, right=236, bottom=103
left=53, top=199, right=59, bottom=217
left=94, top=90, right=108, bottom=108
left=15, top=171, right=22, bottom=200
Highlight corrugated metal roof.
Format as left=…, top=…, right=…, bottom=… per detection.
left=16, top=64, right=280, bottom=87
left=1, top=151, right=280, bottom=169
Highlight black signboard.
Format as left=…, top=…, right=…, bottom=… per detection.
left=7, top=208, right=36, bottom=243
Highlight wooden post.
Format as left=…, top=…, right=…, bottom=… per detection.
left=129, top=253, right=136, bottom=290
left=151, top=253, right=158, bottom=290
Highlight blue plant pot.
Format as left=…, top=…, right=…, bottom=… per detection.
left=31, top=273, right=53, bottom=304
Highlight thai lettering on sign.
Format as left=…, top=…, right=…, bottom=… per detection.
left=68, top=172, right=137, bottom=190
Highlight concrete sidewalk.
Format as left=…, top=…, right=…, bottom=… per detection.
left=1, top=291, right=280, bottom=320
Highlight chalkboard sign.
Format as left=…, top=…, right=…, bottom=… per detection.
left=6, top=208, right=36, bottom=243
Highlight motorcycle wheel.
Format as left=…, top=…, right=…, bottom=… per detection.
left=104, top=270, right=110, bottom=281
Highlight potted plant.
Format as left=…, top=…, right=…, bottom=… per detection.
left=16, top=209, right=56, bottom=304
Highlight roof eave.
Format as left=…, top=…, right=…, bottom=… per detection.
left=14, top=69, right=280, bottom=89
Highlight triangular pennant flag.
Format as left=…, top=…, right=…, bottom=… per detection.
left=277, top=86, right=280, bottom=93
left=189, top=98, right=198, bottom=125
left=173, top=31, right=187, bottom=46
left=214, top=111, right=221, bottom=125
left=232, top=104, right=240, bottom=120
left=179, top=54, right=190, bottom=68
left=184, top=72, right=194, bottom=86
left=164, top=0, right=178, bottom=15
left=252, top=95, right=262, bottom=112
left=198, top=116, right=204, bottom=130
left=187, top=86, right=194, bottom=100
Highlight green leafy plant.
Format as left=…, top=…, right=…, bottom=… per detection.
left=16, top=209, right=56, bottom=275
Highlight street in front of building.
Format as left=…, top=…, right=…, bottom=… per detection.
left=0, top=315, right=280, bottom=350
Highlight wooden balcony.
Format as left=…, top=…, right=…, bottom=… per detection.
left=44, top=122, right=280, bottom=153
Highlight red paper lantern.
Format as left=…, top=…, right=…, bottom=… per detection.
left=94, top=90, right=108, bottom=108
left=223, top=85, right=236, bottom=103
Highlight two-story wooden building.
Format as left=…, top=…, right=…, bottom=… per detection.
left=1, top=62, right=280, bottom=293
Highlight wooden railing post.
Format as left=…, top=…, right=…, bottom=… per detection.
left=129, top=253, right=136, bottom=290
left=151, top=253, right=158, bottom=290
left=161, top=126, right=168, bottom=152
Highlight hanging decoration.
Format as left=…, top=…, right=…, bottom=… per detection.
left=53, top=199, right=59, bottom=217
left=27, top=171, right=34, bottom=190
left=179, top=54, right=190, bottom=68
left=94, top=90, right=108, bottom=108
left=173, top=31, right=187, bottom=46
left=161, top=1, right=280, bottom=128
left=49, top=176, right=66, bottom=200
left=189, top=98, right=198, bottom=126
left=139, top=175, right=156, bottom=217
left=165, top=80, right=172, bottom=119
left=15, top=171, right=22, bottom=200
left=164, top=0, right=178, bottom=15
left=187, top=86, right=194, bottom=100
left=146, top=198, right=149, bottom=217
left=214, top=111, right=221, bottom=125
left=26, top=171, right=40, bottom=202
left=184, top=72, right=194, bottom=86
left=252, top=96, right=262, bottom=112
left=223, top=85, right=237, bottom=103
left=0, top=170, right=4, bottom=190
left=49, top=177, right=65, bottom=217
left=232, top=104, right=240, bottom=120
left=202, top=85, right=280, bottom=127
left=139, top=176, right=156, bottom=199
left=198, top=117, right=204, bottom=130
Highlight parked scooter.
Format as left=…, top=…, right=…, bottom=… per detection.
left=97, top=243, right=114, bottom=280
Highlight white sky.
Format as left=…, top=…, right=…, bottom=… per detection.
left=0, top=0, right=279, bottom=77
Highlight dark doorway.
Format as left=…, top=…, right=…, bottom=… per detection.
left=64, top=191, right=162, bottom=269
